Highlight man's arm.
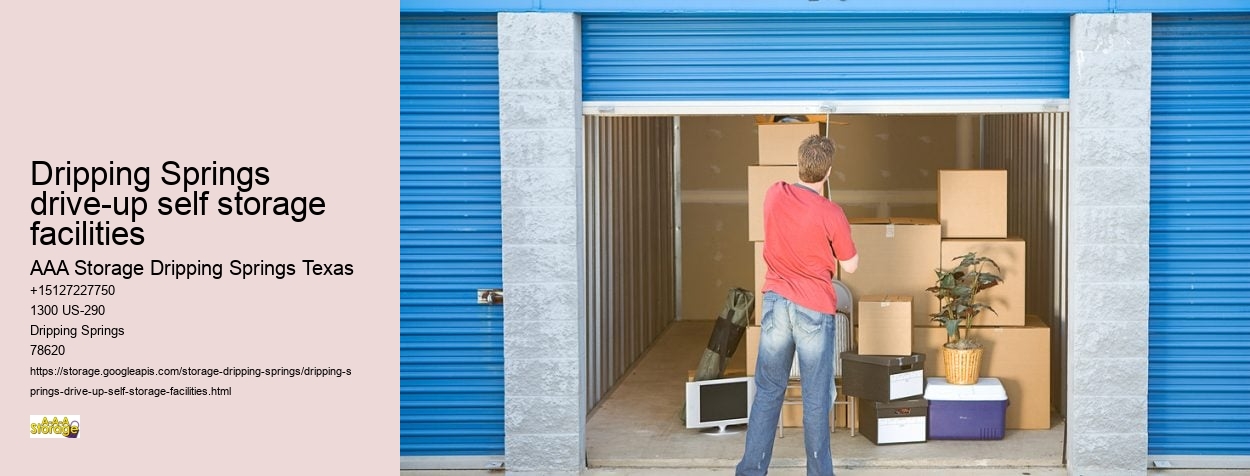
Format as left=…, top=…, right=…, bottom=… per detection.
left=839, top=254, right=859, bottom=274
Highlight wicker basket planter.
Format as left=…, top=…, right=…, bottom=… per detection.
left=942, top=345, right=984, bottom=385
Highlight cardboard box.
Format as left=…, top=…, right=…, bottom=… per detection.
left=940, top=238, right=1026, bottom=326
left=912, top=315, right=1051, bottom=429
left=746, top=325, right=760, bottom=375
left=841, top=218, right=941, bottom=325
left=857, top=397, right=928, bottom=445
left=754, top=242, right=766, bottom=324
left=939, top=170, right=1007, bottom=238
left=758, top=122, right=821, bottom=165
left=748, top=166, right=825, bottom=241
left=840, top=352, right=926, bottom=402
left=857, top=296, right=913, bottom=355
left=781, top=389, right=849, bottom=428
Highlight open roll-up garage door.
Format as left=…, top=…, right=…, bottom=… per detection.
left=577, top=13, right=1073, bottom=462
left=1149, top=15, right=1250, bottom=468
left=581, top=14, right=1070, bottom=115
left=400, top=15, right=504, bottom=467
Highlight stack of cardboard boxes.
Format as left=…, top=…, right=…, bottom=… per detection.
left=744, top=120, right=850, bottom=428
left=842, top=170, right=1051, bottom=432
left=916, top=170, right=1051, bottom=430
left=747, top=120, right=822, bottom=324
left=739, top=125, right=1051, bottom=433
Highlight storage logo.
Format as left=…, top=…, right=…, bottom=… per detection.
left=30, top=415, right=79, bottom=438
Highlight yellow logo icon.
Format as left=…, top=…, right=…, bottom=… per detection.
left=29, top=416, right=79, bottom=438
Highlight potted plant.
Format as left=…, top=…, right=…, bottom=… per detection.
left=926, top=252, right=1004, bottom=384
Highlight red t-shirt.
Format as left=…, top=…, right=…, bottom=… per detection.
left=761, top=182, right=857, bottom=314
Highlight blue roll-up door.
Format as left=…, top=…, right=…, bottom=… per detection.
left=582, top=14, right=1069, bottom=101
left=400, top=15, right=503, bottom=459
left=1150, top=15, right=1250, bottom=462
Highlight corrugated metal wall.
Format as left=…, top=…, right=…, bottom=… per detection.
left=982, top=112, right=1069, bottom=416
left=399, top=15, right=504, bottom=458
left=581, top=14, right=1070, bottom=101
left=584, top=116, right=678, bottom=410
left=1149, top=15, right=1250, bottom=461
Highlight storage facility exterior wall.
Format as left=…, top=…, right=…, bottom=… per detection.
left=497, top=12, right=586, bottom=473
left=1067, top=13, right=1153, bottom=474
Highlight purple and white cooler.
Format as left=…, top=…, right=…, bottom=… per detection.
left=924, top=377, right=1009, bottom=440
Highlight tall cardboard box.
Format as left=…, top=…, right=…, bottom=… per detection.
left=940, top=237, right=1026, bottom=326
left=841, top=218, right=941, bottom=326
left=912, top=315, right=1051, bottom=429
left=748, top=166, right=825, bottom=241
left=758, top=122, right=821, bottom=165
left=939, top=170, right=1007, bottom=238
left=754, top=242, right=766, bottom=324
left=746, top=325, right=760, bottom=375
left=857, top=296, right=913, bottom=355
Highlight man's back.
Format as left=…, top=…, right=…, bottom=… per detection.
left=761, top=181, right=856, bottom=315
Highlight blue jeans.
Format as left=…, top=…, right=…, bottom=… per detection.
left=736, top=291, right=836, bottom=476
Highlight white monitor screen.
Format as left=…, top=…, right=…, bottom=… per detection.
left=685, top=376, right=755, bottom=430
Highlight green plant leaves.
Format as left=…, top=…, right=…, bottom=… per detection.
left=926, top=251, right=1005, bottom=344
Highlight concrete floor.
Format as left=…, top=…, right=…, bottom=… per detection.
left=398, top=321, right=1246, bottom=475
left=585, top=321, right=1065, bottom=470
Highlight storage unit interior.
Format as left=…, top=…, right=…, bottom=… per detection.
left=583, top=113, right=1068, bottom=469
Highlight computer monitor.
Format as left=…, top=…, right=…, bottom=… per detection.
left=685, top=376, right=755, bottom=432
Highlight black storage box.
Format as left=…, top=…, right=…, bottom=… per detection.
left=858, top=397, right=928, bottom=445
left=840, top=352, right=925, bottom=402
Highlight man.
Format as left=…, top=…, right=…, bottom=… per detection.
left=737, top=134, right=858, bottom=476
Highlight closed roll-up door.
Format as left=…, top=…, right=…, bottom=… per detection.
left=582, top=14, right=1069, bottom=102
left=1150, top=15, right=1250, bottom=465
left=400, top=15, right=504, bottom=460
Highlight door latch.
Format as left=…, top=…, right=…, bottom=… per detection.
left=477, top=289, right=503, bottom=305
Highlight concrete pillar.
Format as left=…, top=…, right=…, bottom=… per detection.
left=1067, top=13, right=1152, bottom=476
left=497, top=12, right=585, bottom=475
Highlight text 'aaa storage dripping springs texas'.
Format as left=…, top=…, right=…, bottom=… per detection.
left=26, top=160, right=353, bottom=280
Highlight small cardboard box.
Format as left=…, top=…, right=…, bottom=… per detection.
left=912, top=315, right=1051, bottom=429
left=940, top=237, right=1026, bottom=326
left=924, top=377, right=1008, bottom=440
left=748, top=166, right=825, bottom=241
left=939, top=170, right=1007, bottom=238
left=758, top=122, right=821, bottom=165
left=857, top=295, right=913, bottom=356
left=840, top=352, right=926, bottom=402
left=782, top=389, right=850, bottom=428
left=841, top=218, right=941, bottom=325
left=857, top=397, right=928, bottom=445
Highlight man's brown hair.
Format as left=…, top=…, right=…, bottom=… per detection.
left=797, top=135, right=835, bottom=183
